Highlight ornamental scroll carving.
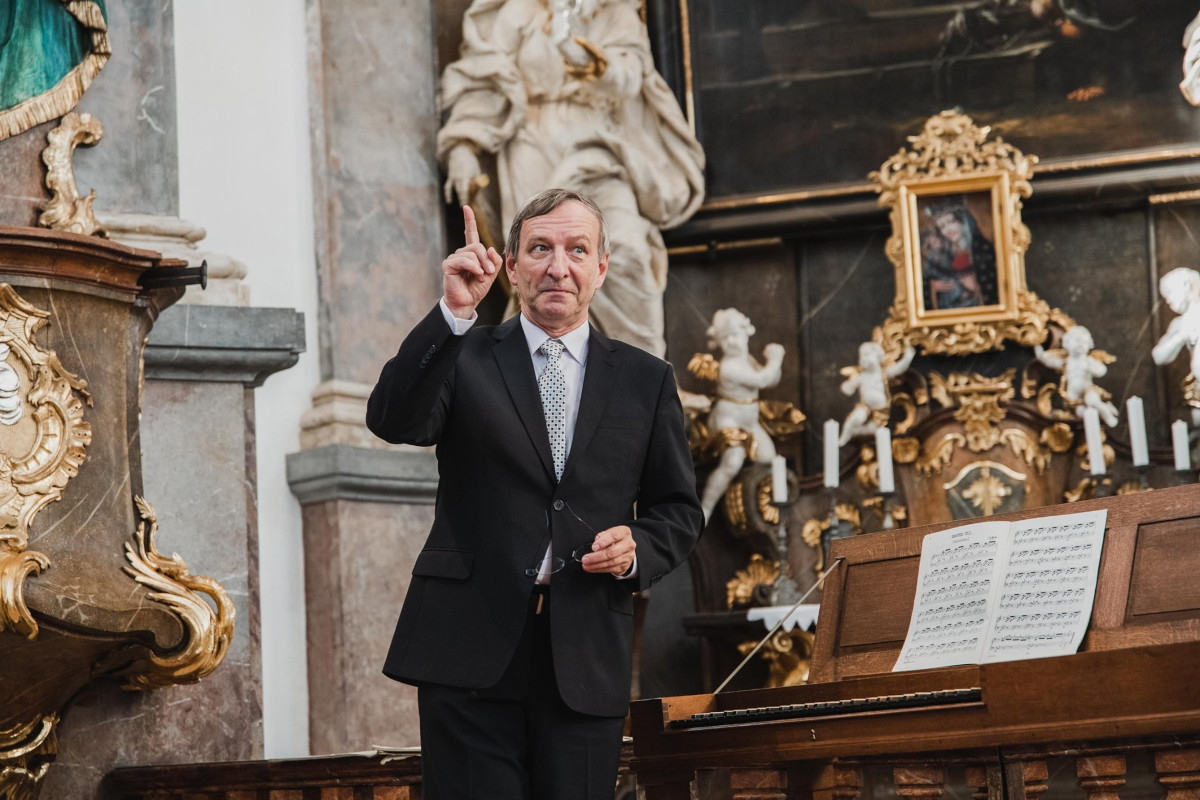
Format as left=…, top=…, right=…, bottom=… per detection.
left=0, top=285, right=91, bottom=640
left=122, top=496, right=234, bottom=690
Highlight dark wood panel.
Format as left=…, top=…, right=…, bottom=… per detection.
left=838, top=558, right=919, bottom=649
left=1128, top=518, right=1200, bottom=618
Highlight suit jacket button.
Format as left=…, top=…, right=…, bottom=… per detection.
left=553, top=499, right=564, bottom=511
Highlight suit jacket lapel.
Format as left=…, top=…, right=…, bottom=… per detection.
left=560, top=325, right=618, bottom=484
left=492, top=316, right=557, bottom=482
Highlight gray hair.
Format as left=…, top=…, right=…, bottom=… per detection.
left=504, top=188, right=610, bottom=260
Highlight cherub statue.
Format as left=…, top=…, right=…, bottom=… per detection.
left=688, top=309, right=785, bottom=523
left=838, top=342, right=915, bottom=446
left=1183, top=11, right=1200, bottom=105
left=1152, top=267, right=1200, bottom=425
left=1034, top=326, right=1119, bottom=427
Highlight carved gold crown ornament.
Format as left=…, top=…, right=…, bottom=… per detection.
left=870, top=110, right=1074, bottom=358
left=915, top=370, right=1069, bottom=476
left=0, top=286, right=92, bottom=640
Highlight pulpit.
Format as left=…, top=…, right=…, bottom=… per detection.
left=0, top=227, right=219, bottom=798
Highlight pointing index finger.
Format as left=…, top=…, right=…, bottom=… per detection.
left=463, top=205, right=480, bottom=246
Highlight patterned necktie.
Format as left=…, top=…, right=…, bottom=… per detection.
left=538, top=339, right=567, bottom=481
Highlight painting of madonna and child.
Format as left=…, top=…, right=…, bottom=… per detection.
left=916, top=192, right=1003, bottom=316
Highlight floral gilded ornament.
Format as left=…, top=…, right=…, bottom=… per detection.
left=0, top=285, right=91, bottom=640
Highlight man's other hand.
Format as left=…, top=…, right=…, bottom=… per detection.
left=581, top=524, right=636, bottom=576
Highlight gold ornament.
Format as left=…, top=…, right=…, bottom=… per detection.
left=0, top=285, right=92, bottom=639
left=121, top=497, right=234, bottom=690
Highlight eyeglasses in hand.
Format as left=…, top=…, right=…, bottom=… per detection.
left=524, top=501, right=596, bottom=579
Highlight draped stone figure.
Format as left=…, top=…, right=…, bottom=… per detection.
left=1183, top=11, right=1200, bottom=105
left=438, top=0, right=705, bottom=357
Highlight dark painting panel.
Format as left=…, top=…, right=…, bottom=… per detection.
left=688, top=0, right=1200, bottom=199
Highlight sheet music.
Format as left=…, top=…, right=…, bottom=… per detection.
left=893, top=509, right=1108, bottom=672
left=981, top=509, right=1107, bottom=663
left=893, top=521, right=1009, bottom=672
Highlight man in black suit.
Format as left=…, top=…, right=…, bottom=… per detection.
left=366, top=188, right=703, bottom=799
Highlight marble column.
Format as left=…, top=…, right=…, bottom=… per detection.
left=288, top=0, right=445, bottom=754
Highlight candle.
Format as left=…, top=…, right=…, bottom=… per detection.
left=823, top=419, right=840, bottom=489
left=875, top=427, right=895, bottom=493
left=1083, top=407, right=1106, bottom=476
left=771, top=455, right=788, bottom=504
left=1173, top=419, right=1191, bottom=471
left=1127, top=396, right=1149, bottom=467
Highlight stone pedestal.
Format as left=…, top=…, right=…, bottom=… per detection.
left=288, top=447, right=437, bottom=751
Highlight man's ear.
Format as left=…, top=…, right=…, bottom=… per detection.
left=595, top=251, right=609, bottom=289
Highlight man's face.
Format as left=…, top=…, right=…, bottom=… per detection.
left=506, top=201, right=608, bottom=335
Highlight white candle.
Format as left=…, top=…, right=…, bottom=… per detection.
left=771, top=455, right=787, bottom=503
left=1173, top=419, right=1191, bottom=471
left=823, top=419, right=840, bottom=489
left=1127, top=396, right=1149, bottom=467
left=875, top=427, right=894, bottom=493
left=1083, top=408, right=1106, bottom=476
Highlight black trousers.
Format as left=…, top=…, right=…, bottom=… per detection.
left=417, top=588, right=626, bottom=800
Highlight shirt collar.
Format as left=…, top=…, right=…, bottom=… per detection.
left=519, top=314, right=590, bottom=365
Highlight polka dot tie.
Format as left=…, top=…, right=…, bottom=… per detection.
left=538, top=339, right=567, bottom=482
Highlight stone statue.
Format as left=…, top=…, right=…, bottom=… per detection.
left=838, top=342, right=915, bottom=446
left=689, top=309, right=785, bottom=523
left=1152, top=267, right=1200, bottom=424
left=1183, top=11, right=1200, bottom=105
left=1034, top=326, right=1119, bottom=427
left=437, top=0, right=705, bottom=357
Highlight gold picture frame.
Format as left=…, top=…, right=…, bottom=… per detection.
left=902, top=174, right=1016, bottom=327
left=871, top=111, right=1072, bottom=357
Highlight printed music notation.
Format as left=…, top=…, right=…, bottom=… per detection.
left=893, top=509, right=1107, bottom=672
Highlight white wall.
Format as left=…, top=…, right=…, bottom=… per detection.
left=174, top=0, right=318, bottom=758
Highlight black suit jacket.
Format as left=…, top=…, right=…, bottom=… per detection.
left=366, top=305, right=702, bottom=717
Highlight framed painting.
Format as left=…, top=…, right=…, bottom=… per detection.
left=872, top=111, right=1067, bottom=357
left=901, top=175, right=1018, bottom=329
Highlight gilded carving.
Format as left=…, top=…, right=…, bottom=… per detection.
left=121, top=497, right=234, bottom=690
left=725, top=554, right=779, bottom=609
left=0, top=285, right=92, bottom=639
left=801, top=504, right=862, bottom=574
left=916, top=370, right=1054, bottom=475
left=737, top=629, right=814, bottom=688
left=39, top=111, right=107, bottom=237
left=0, top=714, right=56, bottom=800
left=929, top=370, right=1014, bottom=450
left=893, top=436, right=920, bottom=464
left=870, top=110, right=1074, bottom=357
left=944, top=461, right=1027, bottom=518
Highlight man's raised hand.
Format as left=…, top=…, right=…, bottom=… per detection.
left=442, top=205, right=502, bottom=319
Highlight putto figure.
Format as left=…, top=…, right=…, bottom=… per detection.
left=838, top=342, right=916, bottom=446
left=688, top=308, right=785, bottom=523
left=1152, top=267, right=1200, bottom=425
left=438, top=0, right=705, bottom=357
left=1034, top=326, right=1119, bottom=427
